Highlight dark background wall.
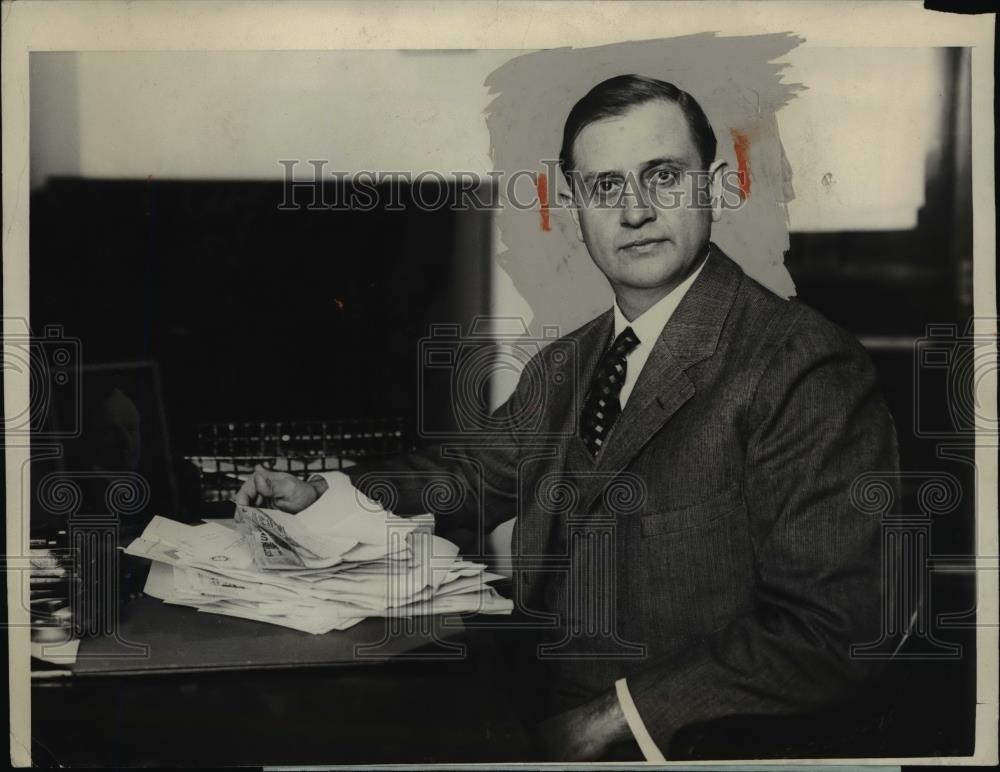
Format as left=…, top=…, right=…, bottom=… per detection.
left=30, top=180, right=492, bottom=450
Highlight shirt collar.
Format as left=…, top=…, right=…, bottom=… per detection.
left=613, top=249, right=710, bottom=347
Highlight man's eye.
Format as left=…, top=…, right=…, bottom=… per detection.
left=651, top=169, right=681, bottom=186
left=594, top=178, right=622, bottom=194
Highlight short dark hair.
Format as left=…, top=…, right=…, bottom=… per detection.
left=559, top=75, right=717, bottom=176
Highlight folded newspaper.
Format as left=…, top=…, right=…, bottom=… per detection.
left=123, top=485, right=512, bottom=634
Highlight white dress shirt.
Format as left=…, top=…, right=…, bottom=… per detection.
left=314, top=252, right=709, bottom=761
left=612, top=253, right=708, bottom=410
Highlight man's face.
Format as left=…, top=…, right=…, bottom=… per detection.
left=564, top=99, right=722, bottom=298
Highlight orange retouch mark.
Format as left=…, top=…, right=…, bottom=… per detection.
left=536, top=172, right=551, bottom=232
left=730, top=129, right=752, bottom=201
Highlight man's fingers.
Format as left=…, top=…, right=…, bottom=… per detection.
left=235, top=478, right=256, bottom=506
left=238, top=467, right=303, bottom=509
left=253, top=469, right=273, bottom=497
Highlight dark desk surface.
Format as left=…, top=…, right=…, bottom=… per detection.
left=32, top=594, right=534, bottom=765
left=64, top=595, right=467, bottom=676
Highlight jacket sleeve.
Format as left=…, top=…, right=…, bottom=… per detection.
left=626, top=307, right=901, bottom=754
left=340, top=351, right=546, bottom=542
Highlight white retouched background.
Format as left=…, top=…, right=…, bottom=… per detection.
left=31, top=47, right=943, bottom=229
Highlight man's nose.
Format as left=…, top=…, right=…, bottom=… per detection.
left=620, top=187, right=656, bottom=228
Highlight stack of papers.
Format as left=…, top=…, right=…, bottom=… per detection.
left=123, top=484, right=512, bottom=634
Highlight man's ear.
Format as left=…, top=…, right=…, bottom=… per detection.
left=708, top=159, right=729, bottom=223
left=556, top=179, right=584, bottom=242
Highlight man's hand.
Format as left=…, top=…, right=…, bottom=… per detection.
left=233, top=465, right=327, bottom=513
left=535, top=688, right=630, bottom=761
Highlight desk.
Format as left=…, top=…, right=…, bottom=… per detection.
left=32, top=596, right=534, bottom=765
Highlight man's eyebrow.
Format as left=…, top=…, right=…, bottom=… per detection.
left=640, top=156, right=688, bottom=173
left=578, top=157, right=690, bottom=183
left=579, top=169, right=625, bottom=183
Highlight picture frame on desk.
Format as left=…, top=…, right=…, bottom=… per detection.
left=35, top=360, right=180, bottom=529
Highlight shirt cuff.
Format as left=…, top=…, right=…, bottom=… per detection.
left=309, top=470, right=354, bottom=493
left=615, top=677, right=666, bottom=762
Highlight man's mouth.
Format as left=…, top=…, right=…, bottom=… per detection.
left=620, top=237, right=669, bottom=251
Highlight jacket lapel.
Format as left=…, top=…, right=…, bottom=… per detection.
left=513, top=309, right=613, bottom=563
left=576, top=244, right=744, bottom=513
left=536, top=308, right=614, bottom=462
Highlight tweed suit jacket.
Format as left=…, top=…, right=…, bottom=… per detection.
left=346, top=242, right=901, bottom=751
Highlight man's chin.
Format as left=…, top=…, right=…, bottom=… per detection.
left=612, top=262, right=682, bottom=290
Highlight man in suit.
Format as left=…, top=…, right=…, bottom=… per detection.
left=237, top=75, right=900, bottom=761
